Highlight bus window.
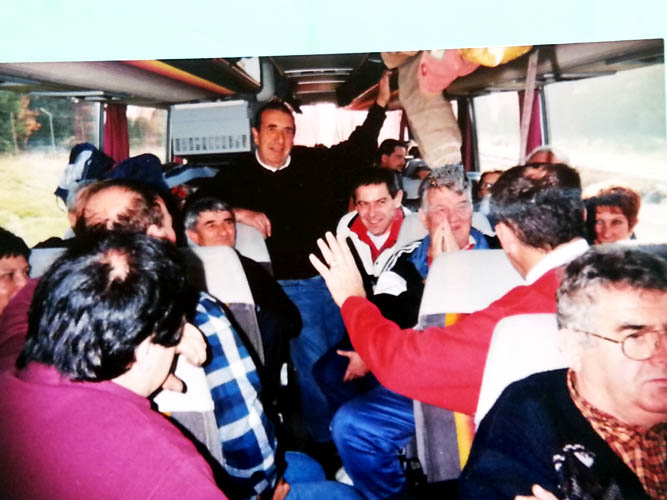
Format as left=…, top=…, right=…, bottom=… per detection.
left=0, top=91, right=100, bottom=246
left=473, top=91, right=520, bottom=171
left=545, top=63, right=666, bottom=241
left=127, top=105, right=168, bottom=162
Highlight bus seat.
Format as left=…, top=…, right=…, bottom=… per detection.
left=152, top=358, right=222, bottom=463
left=235, top=222, right=273, bottom=275
left=159, top=245, right=264, bottom=466
left=28, top=247, right=66, bottom=277
left=475, top=313, right=565, bottom=426
left=186, top=221, right=273, bottom=275
left=400, top=212, right=428, bottom=244
left=418, top=249, right=524, bottom=322
left=184, top=245, right=264, bottom=365
left=471, top=211, right=495, bottom=236
left=413, top=249, right=524, bottom=483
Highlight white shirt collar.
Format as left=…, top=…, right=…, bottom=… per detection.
left=367, top=231, right=390, bottom=249
left=525, top=238, right=589, bottom=284
left=255, top=150, right=291, bottom=172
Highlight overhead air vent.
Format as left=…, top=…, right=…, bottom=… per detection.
left=170, top=101, right=251, bottom=155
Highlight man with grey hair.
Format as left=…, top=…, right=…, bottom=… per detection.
left=460, top=245, right=667, bottom=500
left=183, top=195, right=301, bottom=412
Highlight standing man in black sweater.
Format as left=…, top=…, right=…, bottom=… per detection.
left=204, top=73, right=391, bottom=445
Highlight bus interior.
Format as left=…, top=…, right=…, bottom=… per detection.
left=0, top=37, right=665, bottom=498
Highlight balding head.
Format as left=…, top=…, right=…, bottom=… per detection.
left=77, top=180, right=176, bottom=243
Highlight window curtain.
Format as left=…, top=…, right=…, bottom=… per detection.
left=518, top=89, right=543, bottom=156
left=457, top=98, right=476, bottom=172
left=103, top=103, right=129, bottom=163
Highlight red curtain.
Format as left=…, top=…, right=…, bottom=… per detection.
left=518, top=89, right=543, bottom=156
left=103, top=103, right=129, bottom=163
left=457, top=99, right=476, bottom=172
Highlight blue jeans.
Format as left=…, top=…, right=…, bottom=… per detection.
left=331, top=386, right=415, bottom=500
left=284, top=451, right=361, bottom=500
left=279, top=276, right=346, bottom=442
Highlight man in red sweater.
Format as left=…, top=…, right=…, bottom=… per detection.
left=310, top=162, right=589, bottom=498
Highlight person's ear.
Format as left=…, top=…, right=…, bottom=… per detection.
left=186, top=229, right=201, bottom=246
left=251, top=127, right=260, bottom=145
left=146, top=224, right=163, bottom=240
left=133, top=335, right=153, bottom=369
left=558, top=328, right=584, bottom=371
left=495, top=222, right=517, bottom=252
left=418, top=207, right=428, bottom=229
left=393, top=190, right=404, bottom=207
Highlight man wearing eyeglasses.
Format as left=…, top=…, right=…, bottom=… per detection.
left=461, top=245, right=667, bottom=500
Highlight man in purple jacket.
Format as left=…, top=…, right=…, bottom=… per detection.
left=0, top=232, right=227, bottom=499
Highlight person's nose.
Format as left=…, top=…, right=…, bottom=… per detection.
left=14, top=271, right=28, bottom=289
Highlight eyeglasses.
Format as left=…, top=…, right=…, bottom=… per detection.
left=574, top=328, right=666, bottom=361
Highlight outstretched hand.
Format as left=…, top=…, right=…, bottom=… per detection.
left=309, top=232, right=366, bottom=307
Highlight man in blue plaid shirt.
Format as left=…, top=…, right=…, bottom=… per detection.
left=195, top=291, right=280, bottom=497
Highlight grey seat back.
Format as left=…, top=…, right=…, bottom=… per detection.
left=29, top=248, right=66, bottom=278
left=235, top=222, right=272, bottom=275
left=414, top=249, right=524, bottom=482
left=184, top=245, right=264, bottom=364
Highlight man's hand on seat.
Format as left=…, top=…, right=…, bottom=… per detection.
left=309, top=232, right=366, bottom=307
left=375, top=70, right=392, bottom=108
left=515, top=484, right=561, bottom=500
left=338, top=350, right=370, bottom=381
left=234, top=208, right=272, bottom=238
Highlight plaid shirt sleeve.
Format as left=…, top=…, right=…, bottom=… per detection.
left=195, top=291, right=278, bottom=498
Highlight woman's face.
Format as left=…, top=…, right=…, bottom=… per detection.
left=594, top=205, right=633, bottom=244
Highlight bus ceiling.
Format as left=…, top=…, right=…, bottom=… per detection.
left=0, top=39, right=662, bottom=108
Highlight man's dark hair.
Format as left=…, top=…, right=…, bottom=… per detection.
left=74, top=178, right=165, bottom=237
left=0, top=227, right=29, bottom=260
left=19, top=232, right=191, bottom=381
left=351, top=167, right=400, bottom=202
left=377, top=139, right=405, bottom=161
left=490, top=163, right=585, bottom=250
left=253, top=99, right=294, bottom=130
left=183, top=195, right=235, bottom=231
left=557, top=245, right=667, bottom=331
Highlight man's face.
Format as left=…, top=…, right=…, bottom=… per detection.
left=572, top=286, right=667, bottom=427
left=479, top=171, right=501, bottom=198
left=187, top=210, right=236, bottom=247
left=0, top=255, right=29, bottom=314
left=420, top=187, right=473, bottom=249
left=381, top=146, right=407, bottom=172
left=252, top=109, right=295, bottom=168
left=594, top=206, right=633, bottom=244
left=354, top=183, right=402, bottom=236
